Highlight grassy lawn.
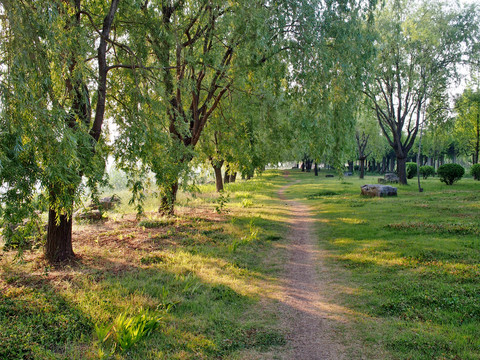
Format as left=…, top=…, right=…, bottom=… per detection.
left=285, top=169, right=480, bottom=360
left=2, top=168, right=480, bottom=359
left=0, top=171, right=291, bottom=360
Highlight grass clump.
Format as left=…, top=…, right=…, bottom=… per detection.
left=95, top=308, right=162, bottom=356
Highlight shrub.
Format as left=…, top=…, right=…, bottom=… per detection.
left=437, top=163, right=465, bottom=185
left=406, top=162, right=417, bottom=179
left=471, top=164, right=480, bottom=180
left=419, top=165, right=435, bottom=179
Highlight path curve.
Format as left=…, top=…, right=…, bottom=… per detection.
left=277, top=178, right=346, bottom=360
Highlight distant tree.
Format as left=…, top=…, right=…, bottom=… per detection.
left=454, top=89, right=480, bottom=164
left=364, top=0, right=479, bottom=184
left=355, top=104, right=384, bottom=179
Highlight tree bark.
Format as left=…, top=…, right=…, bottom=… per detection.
left=475, top=113, right=479, bottom=164
left=229, top=172, right=236, bottom=183
left=159, top=181, right=179, bottom=216
left=45, top=209, right=74, bottom=262
left=224, top=164, right=230, bottom=184
left=347, top=161, right=353, bottom=173
left=397, top=157, right=407, bottom=185
left=314, top=162, right=318, bottom=176
left=359, top=158, right=366, bottom=179
left=213, top=163, right=224, bottom=192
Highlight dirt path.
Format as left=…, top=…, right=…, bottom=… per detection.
left=276, top=179, right=347, bottom=360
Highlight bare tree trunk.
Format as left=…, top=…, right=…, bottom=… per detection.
left=416, top=119, right=424, bottom=192
left=224, top=164, right=230, bottom=184
left=397, top=157, right=407, bottom=185
left=213, top=164, right=223, bottom=192
left=359, top=158, right=366, bottom=179
left=475, top=113, right=480, bottom=164
left=314, top=162, right=318, bottom=176
left=229, top=172, right=236, bottom=183
left=348, top=161, right=354, bottom=173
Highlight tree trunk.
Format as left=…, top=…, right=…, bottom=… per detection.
left=314, top=162, right=318, bottom=176
left=45, top=209, right=74, bottom=262
left=213, top=164, right=223, bottom=192
left=397, top=157, right=407, bottom=185
left=224, top=164, right=230, bottom=184
left=159, top=181, right=179, bottom=215
left=417, top=119, right=424, bottom=193
left=348, top=161, right=354, bottom=173
left=359, top=158, right=365, bottom=179
left=475, top=113, right=479, bottom=165
left=229, top=172, right=236, bottom=183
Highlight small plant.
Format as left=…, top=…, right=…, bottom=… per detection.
left=471, top=164, right=480, bottom=180
left=241, top=199, right=253, bottom=208
left=419, top=165, right=435, bottom=179
left=406, top=162, right=417, bottom=179
left=215, top=191, right=230, bottom=213
left=437, top=163, right=465, bottom=185
left=95, top=308, right=162, bottom=355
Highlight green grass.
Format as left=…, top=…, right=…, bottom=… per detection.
left=285, top=170, right=480, bottom=360
left=3, top=168, right=479, bottom=359
left=0, top=170, right=290, bottom=359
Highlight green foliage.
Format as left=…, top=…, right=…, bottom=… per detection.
left=470, top=164, right=480, bottom=180
left=454, top=88, right=480, bottom=159
left=241, top=199, right=254, bottom=208
left=365, top=0, right=478, bottom=183
left=215, top=191, right=230, bottom=214
left=419, top=165, right=435, bottom=179
left=1, top=215, right=45, bottom=252
left=95, top=308, right=162, bottom=355
left=406, top=162, right=417, bottom=179
left=437, top=164, right=465, bottom=185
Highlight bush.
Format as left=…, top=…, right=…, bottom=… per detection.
left=419, top=165, right=435, bottom=179
left=471, top=164, right=480, bottom=180
left=437, top=164, right=465, bottom=185
left=406, top=162, right=417, bottom=179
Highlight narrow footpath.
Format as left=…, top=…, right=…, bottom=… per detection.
left=276, top=178, right=346, bottom=360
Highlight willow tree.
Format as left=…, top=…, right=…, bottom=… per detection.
left=289, top=0, right=377, bottom=172
left=0, top=0, right=140, bottom=262
left=454, top=89, right=480, bottom=164
left=364, top=0, right=479, bottom=184
left=113, top=0, right=316, bottom=214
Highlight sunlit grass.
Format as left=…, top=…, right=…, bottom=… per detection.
left=0, top=170, right=291, bottom=359
left=285, top=169, right=480, bottom=359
